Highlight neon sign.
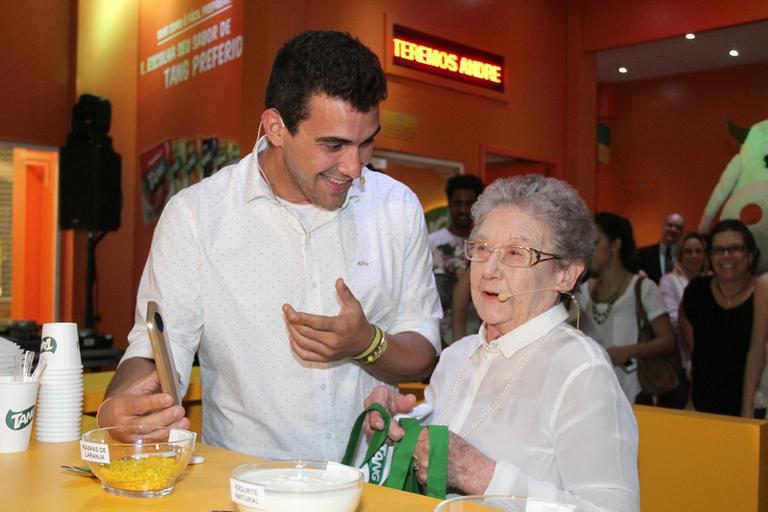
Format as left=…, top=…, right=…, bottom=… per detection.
left=392, top=25, right=504, bottom=92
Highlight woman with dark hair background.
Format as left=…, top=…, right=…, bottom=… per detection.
left=680, top=219, right=760, bottom=416
left=579, top=213, right=679, bottom=406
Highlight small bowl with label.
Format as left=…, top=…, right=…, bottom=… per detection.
left=80, top=425, right=196, bottom=497
left=230, top=460, right=363, bottom=512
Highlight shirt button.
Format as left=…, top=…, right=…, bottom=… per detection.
left=320, top=384, right=327, bottom=390
left=326, top=433, right=333, bottom=439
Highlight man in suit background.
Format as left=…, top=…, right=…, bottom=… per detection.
left=638, top=212, right=685, bottom=283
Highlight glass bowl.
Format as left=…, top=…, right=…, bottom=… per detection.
left=80, top=425, right=196, bottom=498
left=230, top=459, right=363, bottom=512
left=434, top=495, right=577, bottom=511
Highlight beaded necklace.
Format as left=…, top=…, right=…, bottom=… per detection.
left=437, top=331, right=550, bottom=440
left=589, top=274, right=630, bottom=324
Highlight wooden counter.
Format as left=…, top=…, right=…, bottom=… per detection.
left=1, top=416, right=440, bottom=511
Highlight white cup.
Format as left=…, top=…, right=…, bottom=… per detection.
left=39, top=323, right=81, bottom=370
left=0, top=377, right=40, bottom=453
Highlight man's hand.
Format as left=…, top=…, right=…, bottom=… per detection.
left=97, top=371, right=189, bottom=431
left=283, top=277, right=375, bottom=362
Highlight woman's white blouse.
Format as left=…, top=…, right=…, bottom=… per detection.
left=425, top=304, right=639, bottom=511
left=578, top=275, right=668, bottom=401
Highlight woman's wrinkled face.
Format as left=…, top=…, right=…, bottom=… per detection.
left=469, top=206, right=565, bottom=336
left=710, top=230, right=753, bottom=281
left=680, top=238, right=705, bottom=276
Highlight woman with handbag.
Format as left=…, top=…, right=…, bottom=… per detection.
left=679, top=219, right=759, bottom=417
left=363, top=176, right=639, bottom=511
left=578, top=213, right=682, bottom=408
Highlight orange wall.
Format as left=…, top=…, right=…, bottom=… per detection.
left=10, top=1, right=765, bottom=346
left=75, top=0, right=139, bottom=342
left=238, top=0, right=570, bottom=173
left=0, top=1, right=75, bottom=146
left=582, top=0, right=768, bottom=51
left=607, top=61, right=768, bottom=246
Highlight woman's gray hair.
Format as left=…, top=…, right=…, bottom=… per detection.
left=470, top=174, right=596, bottom=267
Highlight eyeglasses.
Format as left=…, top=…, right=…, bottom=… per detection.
left=710, top=244, right=747, bottom=256
left=464, top=240, right=564, bottom=268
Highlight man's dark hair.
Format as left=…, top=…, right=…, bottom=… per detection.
left=445, top=173, right=484, bottom=202
left=594, top=212, right=640, bottom=273
left=265, top=31, right=387, bottom=134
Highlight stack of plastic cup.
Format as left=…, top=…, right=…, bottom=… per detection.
left=35, top=323, right=83, bottom=442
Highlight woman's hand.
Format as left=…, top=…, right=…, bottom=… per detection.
left=363, top=385, right=417, bottom=442
left=606, top=345, right=634, bottom=366
left=412, top=430, right=496, bottom=495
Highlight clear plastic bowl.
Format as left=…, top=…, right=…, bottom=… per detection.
left=80, top=425, right=196, bottom=498
left=230, top=459, right=363, bottom=512
left=434, top=495, right=577, bottom=511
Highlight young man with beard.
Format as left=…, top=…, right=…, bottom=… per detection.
left=97, top=31, right=441, bottom=461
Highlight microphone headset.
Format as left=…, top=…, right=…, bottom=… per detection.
left=497, top=288, right=581, bottom=329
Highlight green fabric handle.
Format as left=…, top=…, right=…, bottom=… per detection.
left=426, top=425, right=448, bottom=498
left=383, top=416, right=422, bottom=491
left=340, top=402, right=448, bottom=500
left=341, top=402, right=390, bottom=466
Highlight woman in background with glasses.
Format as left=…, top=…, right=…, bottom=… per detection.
left=679, top=219, right=759, bottom=416
left=578, top=213, right=679, bottom=407
left=364, top=176, right=639, bottom=510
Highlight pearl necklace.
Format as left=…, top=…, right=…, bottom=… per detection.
left=438, top=332, right=548, bottom=440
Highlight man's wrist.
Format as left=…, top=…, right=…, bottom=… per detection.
left=352, top=324, right=382, bottom=360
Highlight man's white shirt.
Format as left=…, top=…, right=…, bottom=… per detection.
left=123, top=137, right=441, bottom=460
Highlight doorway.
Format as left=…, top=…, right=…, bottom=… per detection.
left=480, top=146, right=556, bottom=184
left=0, top=144, right=60, bottom=325
left=371, top=150, right=465, bottom=232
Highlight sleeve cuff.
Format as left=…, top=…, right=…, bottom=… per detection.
left=388, top=320, right=441, bottom=355
left=485, top=459, right=523, bottom=494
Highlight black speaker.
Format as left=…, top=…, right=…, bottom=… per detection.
left=60, top=96, right=122, bottom=232
left=72, top=94, right=111, bottom=135
left=59, top=137, right=122, bottom=231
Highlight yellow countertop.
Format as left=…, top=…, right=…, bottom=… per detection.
left=1, top=416, right=440, bottom=511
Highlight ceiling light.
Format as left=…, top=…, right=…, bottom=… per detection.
left=685, top=33, right=695, bottom=40
left=618, top=67, right=628, bottom=74
left=729, top=49, right=740, bottom=57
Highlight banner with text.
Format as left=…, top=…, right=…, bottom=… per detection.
left=138, top=0, right=243, bottom=222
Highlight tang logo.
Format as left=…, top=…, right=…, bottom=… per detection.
left=5, top=406, right=35, bottom=430
left=40, top=336, right=57, bottom=354
left=367, top=445, right=388, bottom=484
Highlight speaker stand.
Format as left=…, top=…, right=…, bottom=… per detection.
left=85, top=230, right=107, bottom=329
left=78, top=230, right=114, bottom=354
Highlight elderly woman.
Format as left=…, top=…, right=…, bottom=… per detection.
left=365, top=176, right=639, bottom=511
